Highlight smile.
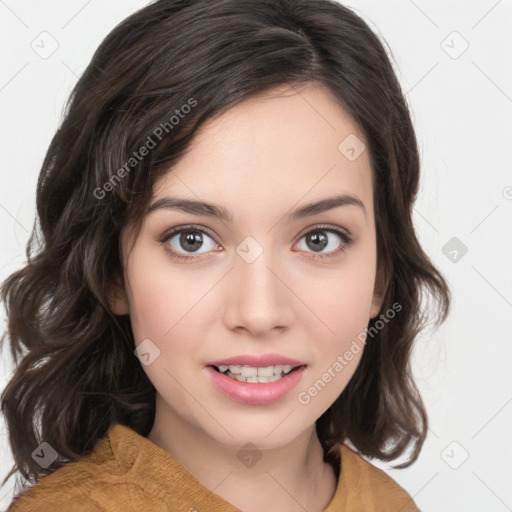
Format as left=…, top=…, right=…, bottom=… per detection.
left=206, top=364, right=307, bottom=404
left=212, top=364, right=299, bottom=383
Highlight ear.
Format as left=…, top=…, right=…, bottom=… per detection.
left=107, top=273, right=130, bottom=316
left=369, top=265, right=387, bottom=319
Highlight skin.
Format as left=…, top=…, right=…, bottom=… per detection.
left=110, top=82, right=385, bottom=512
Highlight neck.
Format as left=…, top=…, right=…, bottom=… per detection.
left=147, top=395, right=338, bottom=512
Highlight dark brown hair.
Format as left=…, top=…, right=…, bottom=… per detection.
left=1, top=0, right=450, bottom=495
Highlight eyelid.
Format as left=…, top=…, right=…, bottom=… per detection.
left=158, top=223, right=353, bottom=243
left=293, top=223, right=354, bottom=261
left=296, top=223, right=353, bottom=241
left=158, top=223, right=218, bottom=244
left=157, top=224, right=221, bottom=261
left=158, top=222, right=354, bottom=261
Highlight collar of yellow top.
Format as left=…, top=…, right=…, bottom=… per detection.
left=100, top=423, right=418, bottom=511
left=103, top=423, right=345, bottom=510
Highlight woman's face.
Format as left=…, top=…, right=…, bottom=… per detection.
left=114, top=82, right=384, bottom=450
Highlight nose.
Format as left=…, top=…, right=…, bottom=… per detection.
left=223, top=245, right=294, bottom=337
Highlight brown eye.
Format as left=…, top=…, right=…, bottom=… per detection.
left=159, top=225, right=220, bottom=261
left=304, top=231, right=329, bottom=252
left=296, top=226, right=353, bottom=260
left=178, top=231, right=204, bottom=252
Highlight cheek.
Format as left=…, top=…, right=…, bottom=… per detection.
left=325, top=276, right=375, bottom=344
left=127, top=275, right=174, bottom=343
left=293, top=245, right=376, bottom=410
left=295, top=289, right=371, bottom=420
left=125, top=245, right=210, bottom=342
left=302, top=273, right=373, bottom=371
left=298, top=244, right=377, bottom=344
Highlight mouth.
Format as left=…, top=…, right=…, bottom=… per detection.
left=209, top=364, right=304, bottom=384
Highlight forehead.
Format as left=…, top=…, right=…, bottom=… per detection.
left=152, top=83, right=374, bottom=223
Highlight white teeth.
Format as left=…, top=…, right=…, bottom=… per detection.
left=231, top=372, right=283, bottom=383
left=222, top=364, right=295, bottom=376
left=214, top=364, right=302, bottom=383
left=240, top=366, right=258, bottom=378
left=216, top=364, right=300, bottom=383
left=258, top=365, right=279, bottom=377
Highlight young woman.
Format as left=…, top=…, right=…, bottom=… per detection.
left=1, top=0, right=450, bottom=510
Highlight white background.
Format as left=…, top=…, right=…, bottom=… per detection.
left=1, top=1, right=511, bottom=510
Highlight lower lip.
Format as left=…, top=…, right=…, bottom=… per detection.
left=205, top=365, right=306, bottom=405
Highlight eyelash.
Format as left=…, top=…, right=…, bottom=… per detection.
left=157, top=223, right=354, bottom=262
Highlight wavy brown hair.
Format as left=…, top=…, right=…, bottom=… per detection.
left=1, top=0, right=450, bottom=496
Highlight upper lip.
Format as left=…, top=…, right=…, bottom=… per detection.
left=207, top=353, right=306, bottom=368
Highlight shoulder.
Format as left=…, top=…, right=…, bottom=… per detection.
left=6, top=436, right=124, bottom=511
left=6, top=425, right=164, bottom=512
left=8, top=484, right=105, bottom=512
left=335, top=444, right=420, bottom=512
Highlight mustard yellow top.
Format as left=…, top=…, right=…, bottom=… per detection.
left=8, top=423, right=420, bottom=511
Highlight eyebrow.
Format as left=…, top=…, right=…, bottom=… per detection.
left=147, top=194, right=366, bottom=223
